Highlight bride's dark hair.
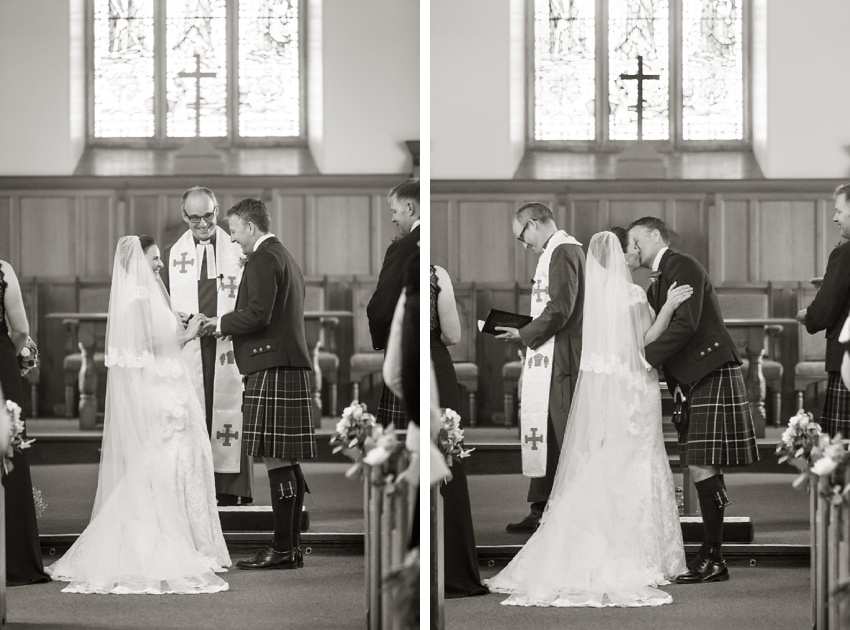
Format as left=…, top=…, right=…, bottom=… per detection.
left=138, top=235, right=156, bottom=253
left=609, top=226, right=628, bottom=253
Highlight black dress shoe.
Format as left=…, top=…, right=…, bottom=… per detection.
left=235, top=547, right=298, bottom=570
left=675, top=557, right=729, bottom=584
left=505, top=515, right=540, bottom=534
left=295, top=547, right=304, bottom=568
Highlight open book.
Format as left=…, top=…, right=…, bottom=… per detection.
left=477, top=309, right=533, bottom=335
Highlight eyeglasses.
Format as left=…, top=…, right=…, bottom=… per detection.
left=183, top=208, right=218, bottom=225
left=517, top=220, right=532, bottom=246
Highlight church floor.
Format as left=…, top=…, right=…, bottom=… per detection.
left=448, top=565, right=809, bottom=630
left=469, top=472, right=809, bottom=547
left=8, top=554, right=364, bottom=630
left=31, top=462, right=363, bottom=536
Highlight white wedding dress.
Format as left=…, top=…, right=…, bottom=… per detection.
left=47, top=237, right=231, bottom=594
left=484, top=232, right=686, bottom=608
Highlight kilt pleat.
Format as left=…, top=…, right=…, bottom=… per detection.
left=376, top=385, right=407, bottom=428
left=242, top=367, right=316, bottom=460
left=680, top=362, right=759, bottom=467
left=820, top=371, right=850, bottom=437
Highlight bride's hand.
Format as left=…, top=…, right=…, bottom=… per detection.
left=184, top=316, right=203, bottom=339
left=662, top=281, right=693, bottom=313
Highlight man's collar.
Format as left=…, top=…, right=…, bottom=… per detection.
left=651, top=247, right=669, bottom=272
left=411, top=220, right=420, bottom=232
left=192, top=230, right=217, bottom=246
left=253, top=233, right=275, bottom=252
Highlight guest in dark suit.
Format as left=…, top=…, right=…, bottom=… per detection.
left=209, top=198, right=316, bottom=570
left=798, top=182, right=850, bottom=437
left=367, top=178, right=420, bottom=427
left=628, top=216, right=759, bottom=584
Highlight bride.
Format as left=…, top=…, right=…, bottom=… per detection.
left=47, top=236, right=231, bottom=594
left=485, top=230, right=689, bottom=607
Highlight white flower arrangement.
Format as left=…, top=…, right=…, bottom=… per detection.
left=777, top=410, right=850, bottom=501
left=437, top=408, right=474, bottom=476
left=2, top=400, right=35, bottom=476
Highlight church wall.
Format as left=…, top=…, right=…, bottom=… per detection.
left=430, top=0, right=526, bottom=179
left=0, top=0, right=86, bottom=175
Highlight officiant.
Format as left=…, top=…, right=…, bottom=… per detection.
left=495, top=203, right=585, bottom=533
left=161, top=186, right=253, bottom=506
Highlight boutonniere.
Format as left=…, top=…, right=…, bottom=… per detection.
left=238, top=255, right=249, bottom=268
left=650, top=270, right=662, bottom=284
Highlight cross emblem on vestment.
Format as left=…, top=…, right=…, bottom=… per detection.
left=178, top=53, right=217, bottom=138
left=221, top=275, right=238, bottom=298
left=532, top=280, right=547, bottom=303
left=216, top=423, right=239, bottom=447
left=619, top=55, right=661, bottom=141
left=173, top=252, right=195, bottom=274
left=524, top=427, right=544, bottom=451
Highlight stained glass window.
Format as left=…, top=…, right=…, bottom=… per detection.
left=93, top=0, right=155, bottom=138
left=608, top=0, right=669, bottom=140
left=532, top=0, right=747, bottom=145
left=91, top=0, right=303, bottom=142
left=681, top=0, right=743, bottom=140
left=238, top=0, right=301, bottom=137
left=533, top=0, right=596, bottom=141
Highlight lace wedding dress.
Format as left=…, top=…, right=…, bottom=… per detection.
left=47, top=237, right=231, bottom=594
left=484, top=232, right=686, bottom=607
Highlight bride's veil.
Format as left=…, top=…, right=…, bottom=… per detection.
left=92, top=236, right=181, bottom=520
left=545, top=231, right=653, bottom=519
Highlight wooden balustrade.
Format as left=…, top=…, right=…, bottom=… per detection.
left=362, top=454, right=414, bottom=630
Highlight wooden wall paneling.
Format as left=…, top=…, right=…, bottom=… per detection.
left=758, top=200, right=817, bottom=282
left=430, top=200, right=450, bottom=270
left=569, top=198, right=604, bottom=248
left=314, top=195, right=372, bottom=276
left=0, top=196, right=12, bottom=264
left=19, top=196, right=76, bottom=278
left=714, top=198, right=749, bottom=284
left=276, top=194, right=308, bottom=273
left=81, top=195, right=114, bottom=277
left=373, top=194, right=396, bottom=276
left=670, top=197, right=708, bottom=266
left=816, top=197, right=838, bottom=277
left=456, top=200, right=517, bottom=283
left=129, top=195, right=161, bottom=247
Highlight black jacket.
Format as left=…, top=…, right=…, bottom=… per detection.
left=367, top=225, right=420, bottom=350
left=645, top=249, right=741, bottom=388
left=220, top=237, right=312, bottom=375
left=805, top=241, right=850, bottom=373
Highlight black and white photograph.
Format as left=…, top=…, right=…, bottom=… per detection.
left=0, top=0, right=420, bottom=628
left=429, top=1, right=850, bottom=629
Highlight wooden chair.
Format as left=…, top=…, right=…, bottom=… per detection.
left=716, top=284, right=784, bottom=425
left=447, top=282, right=478, bottom=426
left=305, top=276, right=341, bottom=416
left=349, top=278, right=384, bottom=403
left=795, top=283, right=828, bottom=412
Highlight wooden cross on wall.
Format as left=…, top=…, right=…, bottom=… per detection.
left=619, top=55, right=660, bottom=141
left=178, top=53, right=217, bottom=138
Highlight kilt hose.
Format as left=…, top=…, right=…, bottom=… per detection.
left=242, top=367, right=316, bottom=460
left=679, top=362, right=759, bottom=467
left=376, top=384, right=408, bottom=428
left=820, top=371, right=850, bottom=437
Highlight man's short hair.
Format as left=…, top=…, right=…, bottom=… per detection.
left=181, top=186, right=218, bottom=212
left=226, top=198, right=271, bottom=233
left=628, top=216, right=671, bottom=244
left=834, top=183, right=850, bottom=202
left=516, top=202, right=555, bottom=224
left=389, top=178, right=419, bottom=206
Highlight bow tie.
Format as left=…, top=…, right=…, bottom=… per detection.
left=650, top=270, right=662, bottom=284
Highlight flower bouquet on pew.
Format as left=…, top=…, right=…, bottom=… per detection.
left=329, top=401, right=408, bottom=484
left=436, top=408, right=474, bottom=481
left=1, top=399, right=35, bottom=476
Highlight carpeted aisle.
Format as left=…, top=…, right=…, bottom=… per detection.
left=7, top=554, right=365, bottom=630
left=448, top=565, right=809, bottom=630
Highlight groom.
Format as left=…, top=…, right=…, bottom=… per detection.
left=208, top=198, right=317, bottom=570
left=496, top=203, right=584, bottom=533
left=629, top=216, right=759, bottom=584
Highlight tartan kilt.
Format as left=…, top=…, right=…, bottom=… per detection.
left=242, top=367, right=316, bottom=460
left=680, top=362, right=759, bottom=467
left=820, top=371, right=850, bottom=437
left=376, top=385, right=407, bottom=428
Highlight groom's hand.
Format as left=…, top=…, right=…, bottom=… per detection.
left=495, top=326, right=521, bottom=342
left=796, top=308, right=807, bottom=324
